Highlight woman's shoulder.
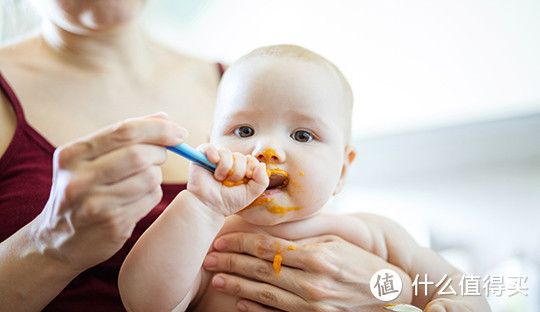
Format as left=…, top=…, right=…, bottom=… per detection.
left=0, top=34, right=42, bottom=63
left=150, top=42, right=222, bottom=84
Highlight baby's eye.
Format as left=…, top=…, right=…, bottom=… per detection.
left=234, top=126, right=255, bottom=138
left=291, top=130, right=313, bottom=143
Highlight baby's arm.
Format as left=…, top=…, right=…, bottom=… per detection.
left=356, top=214, right=491, bottom=311
left=118, top=145, right=268, bottom=312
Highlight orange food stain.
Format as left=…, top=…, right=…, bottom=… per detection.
left=269, top=168, right=288, bottom=177
left=223, top=160, right=249, bottom=187
left=241, top=196, right=303, bottom=217
left=273, top=251, right=283, bottom=276
left=298, top=171, right=304, bottom=176
left=222, top=178, right=248, bottom=187
left=262, top=148, right=278, bottom=162
left=272, top=243, right=297, bottom=276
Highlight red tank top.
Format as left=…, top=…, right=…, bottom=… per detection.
left=0, top=71, right=195, bottom=311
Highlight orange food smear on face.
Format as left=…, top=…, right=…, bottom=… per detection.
left=262, top=148, right=278, bottom=162
left=273, top=251, right=282, bottom=276
left=241, top=196, right=303, bottom=217
left=269, top=168, right=288, bottom=177
left=298, top=171, right=304, bottom=176
left=288, top=245, right=296, bottom=250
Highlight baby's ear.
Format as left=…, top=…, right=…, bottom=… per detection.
left=333, top=145, right=356, bottom=195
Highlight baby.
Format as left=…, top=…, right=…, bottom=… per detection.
left=119, top=45, right=490, bottom=312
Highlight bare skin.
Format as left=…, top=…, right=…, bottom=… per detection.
left=0, top=4, right=219, bottom=310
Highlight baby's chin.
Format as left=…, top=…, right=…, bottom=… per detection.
left=237, top=206, right=302, bottom=226
left=237, top=205, right=316, bottom=226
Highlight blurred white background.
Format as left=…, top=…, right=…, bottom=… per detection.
left=2, top=0, right=539, bottom=311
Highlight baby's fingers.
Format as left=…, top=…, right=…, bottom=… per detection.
left=198, top=143, right=220, bottom=164
left=226, top=153, right=248, bottom=182
left=245, top=155, right=261, bottom=179
left=214, top=149, right=234, bottom=181
left=248, top=163, right=269, bottom=191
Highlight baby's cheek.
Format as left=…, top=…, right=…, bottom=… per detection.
left=291, top=175, right=333, bottom=212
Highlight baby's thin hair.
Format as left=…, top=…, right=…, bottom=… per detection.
left=239, top=44, right=354, bottom=142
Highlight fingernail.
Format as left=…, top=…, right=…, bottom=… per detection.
left=203, top=255, right=217, bottom=268
left=237, top=302, right=247, bottom=312
left=177, top=127, right=188, bottom=139
left=213, top=276, right=225, bottom=288
left=215, top=238, right=227, bottom=250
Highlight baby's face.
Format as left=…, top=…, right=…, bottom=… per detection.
left=211, top=56, right=352, bottom=225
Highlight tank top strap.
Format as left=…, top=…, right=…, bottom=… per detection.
left=0, top=71, right=55, bottom=154
left=217, top=62, right=227, bottom=78
left=0, top=71, right=27, bottom=127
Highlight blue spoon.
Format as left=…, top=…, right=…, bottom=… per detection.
left=167, top=143, right=288, bottom=189
left=166, top=143, right=217, bottom=172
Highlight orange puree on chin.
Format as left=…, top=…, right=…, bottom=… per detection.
left=241, top=196, right=303, bottom=217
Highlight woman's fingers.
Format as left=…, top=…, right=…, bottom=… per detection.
left=204, top=251, right=305, bottom=294
left=210, top=273, right=308, bottom=311
left=212, top=232, right=332, bottom=271
left=93, top=165, right=163, bottom=204
left=58, top=113, right=187, bottom=164
left=236, top=300, right=283, bottom=312
left=213, top=233, right=285, bottom=261
left=85, top=144, right=167, bottom=185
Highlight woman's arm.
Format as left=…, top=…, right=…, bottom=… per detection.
left=0, top=113, right=186, bottom=311
left=0, top=221, right=83, bottom=311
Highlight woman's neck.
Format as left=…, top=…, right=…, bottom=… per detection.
left=40, top=19, right=156, bottom=79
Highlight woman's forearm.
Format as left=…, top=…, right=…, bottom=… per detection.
left=0, top=219, right=81, bottom=311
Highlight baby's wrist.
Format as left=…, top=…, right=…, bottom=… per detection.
left=179, top=191, right=227, bottom=225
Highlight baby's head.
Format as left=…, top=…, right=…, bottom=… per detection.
left=211, top=44, right=356, bottom=225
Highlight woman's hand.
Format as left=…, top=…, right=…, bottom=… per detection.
left=33, top=112, right=187, bottom=271
left=203, top=233, right=413, bottom=312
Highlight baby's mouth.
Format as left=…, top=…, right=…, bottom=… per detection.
left=266, top=168, right=289, bottom=190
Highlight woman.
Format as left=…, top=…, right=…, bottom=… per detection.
left=0, top=0, right=219, bottom=310
left=0, top=1, right=408, bottom=311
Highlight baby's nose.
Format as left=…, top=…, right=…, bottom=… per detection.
left=256, top=148, right=282, bottom=163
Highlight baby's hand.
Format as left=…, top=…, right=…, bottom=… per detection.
left=187, top=144, right=269, bottom=216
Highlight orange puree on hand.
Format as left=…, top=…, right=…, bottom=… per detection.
left=222, top=178, right=248, bottom=187
left=273, top=250, right=283, bottom=276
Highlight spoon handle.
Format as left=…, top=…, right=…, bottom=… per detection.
left=167, top=143, right=217, bottom=173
